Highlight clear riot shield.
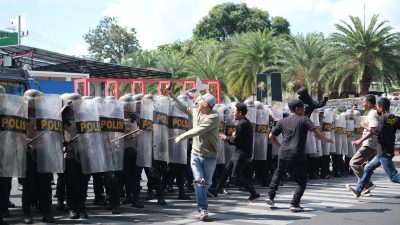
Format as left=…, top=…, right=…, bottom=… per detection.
left=34, top=94, right=64, bottom=173
left=153, top=95, right=170, bottom=162
left=168, top=99, right=190, bottom=165
left=224, top=103, right=237, bottom=164
left=346, top=113, right=356, bottom=157
left=306, top=111, right=319, bottom=154
left=353, top=110, right=363, bottom=148
left=321, top=109, right=335, bottom=155
left=137, top=97, right=154, bottom=167
left=215, top=104, right=227, bottom=164
left=253, top=102, right=269, bottom=160
left=270, top=103, right=283, bottom=156
left=73, top=98, right=108, bottom=174
left=0, top=94, right=28, bottom=177
left=99, top=99, right=125, bottom=171
left=334, top=113, right=347, bottom=155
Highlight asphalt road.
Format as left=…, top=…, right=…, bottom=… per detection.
left=4, top=165, right=400, bottom=225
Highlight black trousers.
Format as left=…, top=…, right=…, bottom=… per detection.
left=252, top=160, right=268, bottom=186
left=65, top=158, right=90, bottom=212
left=268, top=158, right=307, bottom=206
left=0, top=177, right=10, bottom=217
left=123, top=148, right=142, bottom=200
left=22, top=154, right=52, bottom=215
left=212, top=164, right=226, bottom=188
left=332, top=154, right=344, bottom=175
left=215, top=153, right=256, bottom=195
left=163, top=163, right=187, bottom=194
left=104, top=172, right=120, bottom=208
left=147, top=160, right=167, bottom=196
left=55, top=173, right=66, bottom=202
left=92, top=172, right=105, bottom=199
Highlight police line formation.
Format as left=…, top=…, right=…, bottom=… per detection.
left=0, top=86, right=397, bottom=224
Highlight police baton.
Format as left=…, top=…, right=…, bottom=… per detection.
left=25, top=131, right=46, bottom=146
left=64, top=134, right=81, bottom=146
left=110, top=129, right=140, bottom=142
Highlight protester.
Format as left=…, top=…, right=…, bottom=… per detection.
left=347, top=97, right=400, bottom=198
left=266, top=99, right=333, bottom=212
left=209, top=102, right=260, bottom=201
left=349, top=95, right=379, bottom=195
left=168, top=86, right=219, bottom=221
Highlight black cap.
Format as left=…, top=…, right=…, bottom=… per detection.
left=288, top=99, right=304, bottom=111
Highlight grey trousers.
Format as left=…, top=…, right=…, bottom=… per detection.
left=349, top=146, right=376, bottom=179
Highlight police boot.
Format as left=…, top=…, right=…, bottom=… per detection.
left=42, top=214, right=56, bottom=223
left=23, top=214, right=33, bottom=224
left=68, top=210, right=79, bottom=219
left=157, top=195, right=167, bottom=206
left=131, top=197, right=144, bottom=208
left=111, top=206, right=121, bottom=215
left=145, top=189, right=154, bottom=200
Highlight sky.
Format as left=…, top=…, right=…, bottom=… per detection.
left=1, top=0, right=399, bottom=56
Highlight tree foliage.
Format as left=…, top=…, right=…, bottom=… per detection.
left=193, top=3, right=271, bottom=41
left=225, top=30, right=279, bottom=100
left=326, top=14, right=400, bottom=96
left=83, top=16, right=140, bottom=64
left=278, top=33, right=327, bottom=94
left=271, top=16, right=291, bottom=36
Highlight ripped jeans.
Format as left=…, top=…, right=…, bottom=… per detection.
left=190, top=152, right=217, bottom=211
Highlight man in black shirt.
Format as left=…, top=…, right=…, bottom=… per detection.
left=266, top=99, right=333, bottom=212
left=347, top=97, right=400, bottom=198
left=209, top=102, right=260, bottom=201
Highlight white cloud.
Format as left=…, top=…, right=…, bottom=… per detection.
left=102, top=0, right=400, bottom=50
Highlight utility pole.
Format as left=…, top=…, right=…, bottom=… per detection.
left=17, top=15, right=28, bottom=45
left=18, top=15, right=21, bottom=45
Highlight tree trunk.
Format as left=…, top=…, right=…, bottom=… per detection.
left=359, top=74, right=372, bottom=96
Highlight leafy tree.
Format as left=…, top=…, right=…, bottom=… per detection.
left=278, top=32, right=327, bottom=94
left=225, top=30, right=279, bottom=100
left=271, top=16, right=290, bottom=36
left=185, top=39, right=226, bottom=80
left=326, top=15, right=400, bottom=95
left=122, top=50, right=158, bottom=69
left=155, top=51, right=188, bottom=78
left=83, top=16, right=140, bottom=64
left=193, top=3, right=271, bottom=41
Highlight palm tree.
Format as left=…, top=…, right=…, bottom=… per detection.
left=224, top=30, right=279, bottom=100
left=185, top=39, right=226, bottom=80
left=155, top=51, right=188, bottom=78
left=122, top=50, right=158, bottom=69
left=278, top=32, right=328, bottom=95
left=326, top=14, right=400, bottom=96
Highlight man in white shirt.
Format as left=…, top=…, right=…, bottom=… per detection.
left=348, top=94, right=379, bottom=195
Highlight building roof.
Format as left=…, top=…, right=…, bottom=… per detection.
left=0, top=45, right=171, bottom=79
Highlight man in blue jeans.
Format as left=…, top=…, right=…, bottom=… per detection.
left=347, top=97, right=400, bottom=198
left=168, top=88, right=219, bottom=221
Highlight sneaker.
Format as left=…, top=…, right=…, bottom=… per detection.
left=361, top=183, right=376, bottom=195
left=265, top=197, right=275, bottom=208
left=345, top=184, right=360, bottom=199
left=361, top=190, right=372, bottom=197
left=248, top=192, right=260, bottom=201
left=200, top=209, right=208, bottom=221
left=290, top=205, right=304, bottom=212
